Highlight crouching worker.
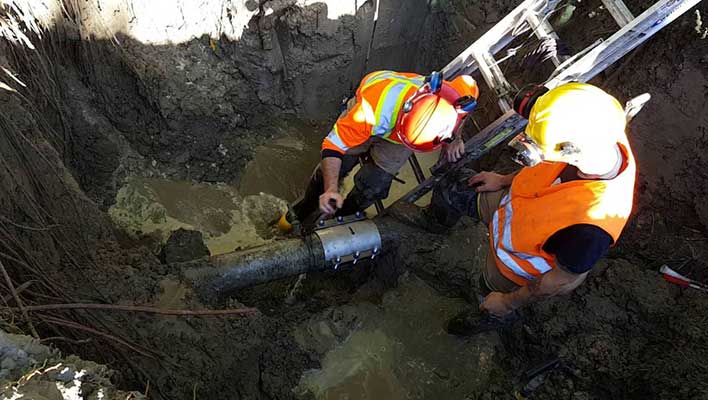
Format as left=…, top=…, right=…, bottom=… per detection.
left=430, top=83, right=637, bottom=335
left=278, top=71, right=479, bottom=232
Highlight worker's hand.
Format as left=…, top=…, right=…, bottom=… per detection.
left=480, top=292, right=514, bottom=317
left=319, top=190, right=343, bottom=215
left=468, top=171, right=509, bottom=192
left=442, top=138, right=465, bottom=163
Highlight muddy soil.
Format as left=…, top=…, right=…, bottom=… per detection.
left=1, top=0, right=708, bottom=399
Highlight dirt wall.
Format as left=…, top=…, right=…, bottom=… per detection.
left=2, top=0, right=708, bottom=399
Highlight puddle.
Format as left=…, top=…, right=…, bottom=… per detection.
left=109, top=117, right=440, bottom=256
left=239, top=116, right=440, bottom=208
left=295, top=275, right=500, bottom=399
left=238, top=121, right=323, bottom=201
left=108, top=178, right=287, bottom=255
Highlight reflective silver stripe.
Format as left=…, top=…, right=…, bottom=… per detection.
left=500, top=195, right=552, bottom=274
left=364, top=71, right=424, bottom=88
left=516, top=252, right=552, bottom=273
left=362, top=71, right=391, bottom=88
left=492, top=210, right=535, bottom=281
left=373, top=82, right=411, bottom=136
left=325, top=127, right=349, bottom=151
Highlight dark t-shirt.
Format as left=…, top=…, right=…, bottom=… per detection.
left=540, top=165, right=614, bottom=274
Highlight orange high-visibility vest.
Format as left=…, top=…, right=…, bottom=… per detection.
left=321, top=71, right=425, bottom=154
left=490, top=139, right=636, bottom=286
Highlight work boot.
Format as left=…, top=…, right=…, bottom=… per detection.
left=277, top=206, right=301, bottom=235
left=429, top=167, right=480, bottom=227
left=446, top=308, right=521, bottom=336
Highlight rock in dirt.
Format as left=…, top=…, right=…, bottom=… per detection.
left=0, top=330, right=144, bottom=399
left=160, top=228, right=211, bottom=263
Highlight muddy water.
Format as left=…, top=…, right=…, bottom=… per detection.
left=294, top=274, right=500, bottom=399
left=238, top=120, right=324, bottom=201
left=110, top=121, right=439, bottom=256
left=108, top=178, right=287, bottom=255
left=239, top=118, right=439, bottom=208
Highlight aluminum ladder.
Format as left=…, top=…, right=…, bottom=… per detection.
left=396, top=0, right=701, bottom=205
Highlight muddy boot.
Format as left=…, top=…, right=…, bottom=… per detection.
left=446, top=308, right=521, bottom=336
left=429, top=167, right=480, bottom=227
left=277, top=205, right=301, bottom=234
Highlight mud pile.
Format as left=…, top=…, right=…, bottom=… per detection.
left=0, top=0, right=707, bottom=399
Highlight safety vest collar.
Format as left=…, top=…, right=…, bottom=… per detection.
left=511, top=142, right=634, bottom=198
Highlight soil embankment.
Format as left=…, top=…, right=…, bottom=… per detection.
left=1, top=0, right=707, bottom=399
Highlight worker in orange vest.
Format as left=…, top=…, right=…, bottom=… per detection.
left=279, top=70, right=480, bottom=231
left=428, top=82, right=637, bottom=335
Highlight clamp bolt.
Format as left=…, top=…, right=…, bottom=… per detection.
left=355, top=211, right=362, bottom=218
left=336, top=215, right=344, bottom=223
left=318, top=219, right=325, bottom=227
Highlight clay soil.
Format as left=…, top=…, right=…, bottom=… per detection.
left=1, top=0, right=707, bottom=399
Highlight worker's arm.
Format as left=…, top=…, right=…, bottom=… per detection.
left=319, top=94, right=373, bottom=214
left=480, top=265, right=587, bottom=316
left=319, top=157, right=344, bottom=214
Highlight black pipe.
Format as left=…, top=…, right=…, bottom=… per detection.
left=183, top=236, right=324, bottom=302
left=180, top=210, right=416, bottom=303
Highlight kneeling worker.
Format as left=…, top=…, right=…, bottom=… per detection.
left=280, top=70, right=480, bottom=231
left=430, top=83, right=637, bottom=335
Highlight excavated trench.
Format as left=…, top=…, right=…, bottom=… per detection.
left=1, top=0, right=708, bottom=399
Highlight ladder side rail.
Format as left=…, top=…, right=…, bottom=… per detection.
left=442, top=0, right=563, bottom=79
left=546, top=0, right=701, bottom=88
left=397, top=0, right=699, bottom=205
left=401, top=111, right=526, bottom=203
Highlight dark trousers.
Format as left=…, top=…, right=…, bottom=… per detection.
left=428, top=167, right=480, bottom=227
left=291, top=155, right=396, bottom=222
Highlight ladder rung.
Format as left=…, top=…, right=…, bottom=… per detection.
left=473, top=51, right=513, bottom=112
left=601, top=0, right=635, bottom=27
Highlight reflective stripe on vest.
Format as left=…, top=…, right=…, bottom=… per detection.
left=373, top=81, right=415, bottom=139
left=325, top=125, right=349, bottom=151
left=366, top=74, right=423, bottom=141
left=362, top=71, right=425, bottom=91
left=491, top=189, right=551, bottom=281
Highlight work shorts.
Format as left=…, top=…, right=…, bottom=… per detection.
left=477, top=189, right=522, bottom=293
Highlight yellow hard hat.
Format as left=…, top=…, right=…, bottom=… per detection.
left=525, top=83, right=626, bottom=158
